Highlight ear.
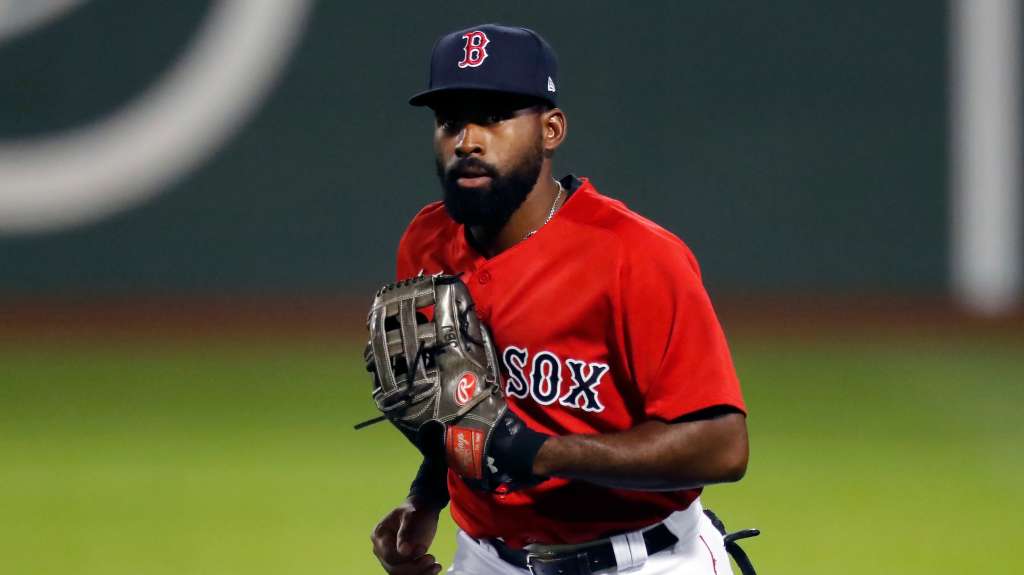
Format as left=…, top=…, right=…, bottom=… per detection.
left=541, top=108, right=567, bottom=152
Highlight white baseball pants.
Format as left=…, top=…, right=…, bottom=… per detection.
left=446, top=498, right=734, bottom=575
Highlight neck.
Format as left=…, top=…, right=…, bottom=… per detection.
left=470, top=165, right=561, bottom=258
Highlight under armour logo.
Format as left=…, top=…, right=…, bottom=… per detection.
left=457, top=31, right=490, bottom=68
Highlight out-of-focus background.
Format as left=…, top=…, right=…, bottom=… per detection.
left=1, top=1, right=1021, bottom=574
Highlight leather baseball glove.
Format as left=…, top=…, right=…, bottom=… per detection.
left=355, top=273, right=548, bottom=492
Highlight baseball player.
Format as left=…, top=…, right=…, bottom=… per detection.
left=369, top=24, right=752, bottom=575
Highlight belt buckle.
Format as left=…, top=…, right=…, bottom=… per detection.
left=526, top=551, right=593, bottom=575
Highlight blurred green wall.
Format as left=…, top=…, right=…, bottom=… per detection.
left=0, top=1, right=950, bottom=295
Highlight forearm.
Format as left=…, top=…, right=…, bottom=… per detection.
left=407, top=455, right=449, bottom=510
left=532, top=413, right=748, bottom=491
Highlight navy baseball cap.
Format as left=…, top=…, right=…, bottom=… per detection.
left=409, top=24, right=559, bottom=108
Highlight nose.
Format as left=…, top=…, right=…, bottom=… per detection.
left=454, top=123, right=485, bottom=158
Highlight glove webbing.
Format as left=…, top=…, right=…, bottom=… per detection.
left=354, top=339, right=441, bottom=429
left=354, top=303, right=492, bottom=431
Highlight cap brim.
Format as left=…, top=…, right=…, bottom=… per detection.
left=408, top=85, right=555, bottom=108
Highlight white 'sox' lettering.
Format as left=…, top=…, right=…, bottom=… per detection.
left=501, top=347, right=609, bottom=413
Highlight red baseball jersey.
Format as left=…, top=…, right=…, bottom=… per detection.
left=396, top=176, right=745, bottom=548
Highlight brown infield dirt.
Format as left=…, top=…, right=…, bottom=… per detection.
left=0, top=294, right=1021, bottom=345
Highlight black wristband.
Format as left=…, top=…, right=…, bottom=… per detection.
left=490, top=410, right=550, bottom=479
left=408, top=455, right=449, bottom=508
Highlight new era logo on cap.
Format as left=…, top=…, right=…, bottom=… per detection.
left=409, top=24, right=560, bottom=108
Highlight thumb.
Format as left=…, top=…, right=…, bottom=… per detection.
left=396, top=511, right=433, bottom=558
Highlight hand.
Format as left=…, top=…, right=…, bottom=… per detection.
left=371, top=497, right=444, bottom=575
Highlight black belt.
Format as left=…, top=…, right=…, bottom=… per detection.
left=487, top=523, right=678, bottom=575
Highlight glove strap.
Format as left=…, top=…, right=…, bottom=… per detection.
left=353, top=414, right=387, bottom=430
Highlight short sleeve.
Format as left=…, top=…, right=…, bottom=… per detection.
left=394, top=201, right=457, bottom=281
left=396, top=224, right=420, bottom=280
left=619, top=240, right=745, bottom=421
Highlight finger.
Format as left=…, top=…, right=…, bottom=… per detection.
left=380, top=554, right=440, bottom=575
left=396, top=515, right=431, bottom=557
left=372, top=509, right=401, bottom=543
left=410, top=555, right=441, bottom=575
left=414, top=562, right=443, bottom=575
left=373, top=526, right=403, bottom=565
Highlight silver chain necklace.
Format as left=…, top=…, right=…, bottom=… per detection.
left=523, top=179, right=564, bottom=240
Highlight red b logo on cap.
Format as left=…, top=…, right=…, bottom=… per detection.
left=457, top=31, right=489, bottom=68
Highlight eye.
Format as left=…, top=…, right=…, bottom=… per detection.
left=484, top=111, right=513, bottom=125
left=436, top=117, right=460, bottom=132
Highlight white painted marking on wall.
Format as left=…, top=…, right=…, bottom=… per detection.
left=950, top=0, right=1022, bottom=315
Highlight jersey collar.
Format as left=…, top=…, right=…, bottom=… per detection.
left=456, top=175, right=597, bottom=267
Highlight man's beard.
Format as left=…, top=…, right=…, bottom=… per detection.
left=436, top=143, right=543, bottom=229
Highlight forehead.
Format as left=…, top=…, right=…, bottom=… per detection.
left=428, top=90, right=544, bottom=117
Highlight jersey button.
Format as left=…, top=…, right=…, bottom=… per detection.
left=477, top=270, right=492, bottom=284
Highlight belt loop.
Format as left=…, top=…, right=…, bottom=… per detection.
left=610, top=529, right=648, bottom=572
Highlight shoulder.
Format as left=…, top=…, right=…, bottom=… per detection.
left=399, top=201, right=458, bottom=250
left=561, top=179, right=702, bottom=280
left=395, top=201, right=460, bottom=279
left=404, top=200, right=454, bottom=233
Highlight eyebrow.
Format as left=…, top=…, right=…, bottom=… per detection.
left=435, top=105, right=543, bottom=120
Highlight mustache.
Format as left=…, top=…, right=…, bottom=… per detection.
left=445, top=157, right=499, bottom=181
